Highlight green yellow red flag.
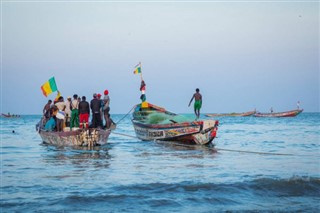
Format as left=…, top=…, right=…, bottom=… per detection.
left=41, top=77, right=58, bottom=97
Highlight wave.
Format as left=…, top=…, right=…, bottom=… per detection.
left=112, top=176, right=320, bottom=196
left=2, top=177, right=319, bottom=212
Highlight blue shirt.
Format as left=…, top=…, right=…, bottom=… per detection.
left=45, top=117, right=56, bottom=131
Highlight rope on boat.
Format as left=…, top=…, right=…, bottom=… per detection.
left=214, top=148, right=293, bottom=156
left=111, top=131, right=138, bottom=139
left=114, top=106, right=135, bottom=125
left=110, top=132, right=296, bottom=156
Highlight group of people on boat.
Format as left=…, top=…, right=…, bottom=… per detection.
left=42, top=90, right=114, bottom=132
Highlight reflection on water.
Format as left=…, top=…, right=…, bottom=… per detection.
left=40, top=143, right=112, bottom=169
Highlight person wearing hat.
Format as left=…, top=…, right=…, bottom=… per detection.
left=103, top=89, right=111, bottom=128
left=97, top=93, right=103, bottom=125
left=90, top=93, right=102, bottom=128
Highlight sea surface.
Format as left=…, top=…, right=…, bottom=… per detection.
left=1, top=113, right=319, bottom=212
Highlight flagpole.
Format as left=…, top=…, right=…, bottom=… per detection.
left=140, top=61, right=143, bottom=81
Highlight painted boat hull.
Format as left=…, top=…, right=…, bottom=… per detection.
left=254, top=109, right=303, bottom=117
left=38, top=128, right=111, bottom=147
left=206, top=110, right=256, bottom=117
left=132, top=103, right=219, bottom=145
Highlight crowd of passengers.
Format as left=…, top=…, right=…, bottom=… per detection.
left=42, top=90, right=113, bottom=131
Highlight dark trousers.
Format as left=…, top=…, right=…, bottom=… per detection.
left=92, top=112, right=102, bottom=128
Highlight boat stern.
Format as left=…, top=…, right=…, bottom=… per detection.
left=192, top=120, right=219, bottom=145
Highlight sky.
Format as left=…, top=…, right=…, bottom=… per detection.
left=1, top=0, right=319, bottom=114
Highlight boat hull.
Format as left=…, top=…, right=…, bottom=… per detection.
left=254, top=109, right=303, bottom=117
left=206, top=111, right=256, bottom=117
left=38, top=128, right=111, bottom=147
left=132, top=103, right=219, bottom=145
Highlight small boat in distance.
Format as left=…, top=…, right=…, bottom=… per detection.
left=206, top=110, right=256, bottom=117
left=254, top=109, right=303, bottom=117
left=132, top=102, right=219, bottom=145
left=1, top=113, right=21, bottom=118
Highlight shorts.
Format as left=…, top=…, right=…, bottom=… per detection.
left=194, top=100, right=202, bottom=110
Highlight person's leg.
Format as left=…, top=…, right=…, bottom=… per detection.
left=105, top=114, right=111, bottom=129
left=92, top=113, right=97, bottom=128
left=70, top=110, right=75, bottom=129
left=103, top=113, right=107, bottom=128
left=97, top=114, right=102, bottom=128
left=75, top=110, right=79, bottom=127
left=79, top=114, right=83, bottom=128
left=84, top=113, right=89, bottom=128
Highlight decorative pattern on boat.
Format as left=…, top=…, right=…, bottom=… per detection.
left=39, top=129, right=110, bottom=147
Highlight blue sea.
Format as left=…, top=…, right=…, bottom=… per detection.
left=1, top=113, right=319, bottom=212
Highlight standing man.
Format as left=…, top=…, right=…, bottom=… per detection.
left=188, top=88, right=202, bottom=119
left=90, top=93, right=102, bottom=128
left=70, top=94, right=79, bottom=130
left=43, top=100, right=52, bottom=120
left=55, top=96, right=66, bottom=111
left=79, top=96, right=90, bottom=129
left=103, top=89, right=111, bottom=129
left=65, top=96, right=72, bottom=127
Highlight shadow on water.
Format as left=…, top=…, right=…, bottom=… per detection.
left=153, top=140, right=218, bottom=155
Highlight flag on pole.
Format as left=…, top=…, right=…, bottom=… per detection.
left=41, top=77, right=58, bottom=97
left=133, top=62, right=141, bottom=74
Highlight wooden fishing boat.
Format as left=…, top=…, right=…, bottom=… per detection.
left=254, top=109, right=303, bottom=117
left=36, top=118, right=114, bottom=147
left=132, top=103, right=219, bottom=145
left=1, top=113, right=20, bottom=118
left=206, top=110, right=256, bottom=117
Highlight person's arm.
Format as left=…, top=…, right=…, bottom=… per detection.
left=87, top=103, right=90, bottom=115
left=188, top=95, right=194, bottom=107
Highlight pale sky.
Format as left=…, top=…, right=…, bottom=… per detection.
left=1, top=1, right=319, bottom=114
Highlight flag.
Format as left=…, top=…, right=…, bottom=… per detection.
left=133, top=63, right=141, bottom=74
left=141, top=101, right=148, bottom=108
left=54, top=91, right=61, bottom=102
left=41, top=77, right=58, bottom=97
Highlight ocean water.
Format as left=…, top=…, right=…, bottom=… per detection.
left=1, top=113, right=319, bottom=212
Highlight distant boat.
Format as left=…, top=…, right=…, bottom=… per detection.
left=1, top=113, right=20, bottom=118
left=206, top=110, right=256, bottom=117
left=132, top=102, right=219, bottom=145
left=254, top=109, right=303, bottom=117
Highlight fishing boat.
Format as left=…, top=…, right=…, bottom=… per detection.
left=36, top=118, right=115, bottom=147
left=254, top=109, right=303, bottom=117
left=206, top=110, right=256, bottom=117
left=1, top=113, right=20, bottom=118
left=132, top=102, right=219, bottom=145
